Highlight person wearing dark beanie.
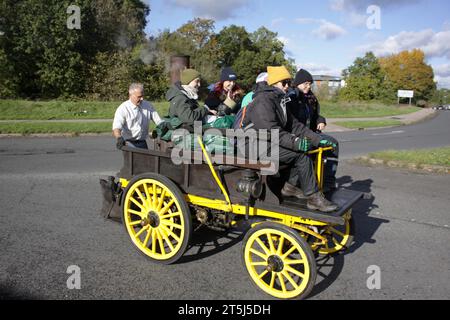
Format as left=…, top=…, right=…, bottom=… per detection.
left=293, top=69, right=314, bottom=87
left=287, top=68, right=340, bottom=193
left=205, top=67, right=244, bottom=115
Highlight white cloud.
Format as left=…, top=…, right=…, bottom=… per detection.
left=295, top=18, right=347, bottom=40
left=434, top=64, right=450, bottom=78
left=358, top=29, right=450, bottom=59
left=330, top=0, right=421, bottom=12
left=434, top=64, right=450, bottom=88
left=167, top=0, right=251, bottom=21
left=271, top=18, right=285, bottom=27
left=312, top=21, right=347, bottom=40
left=298, top=63, right=343, bottom=77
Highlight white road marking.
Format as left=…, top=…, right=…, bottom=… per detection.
left=372, top=130, right=404, bottom=136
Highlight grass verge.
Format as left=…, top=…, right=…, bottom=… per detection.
left=334, top=119, right=402, bottom=129
left=368, top=147, right=450, bottom=167
left=0, top=122, right=113, bottom=135
left=0, top=100, right=170, bottom=120
left=1, top=99, right=420, bottom=120
left=321, top=101, right=419, bottom=118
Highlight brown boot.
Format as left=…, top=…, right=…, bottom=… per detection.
left=307, top=192, right=339, bottom=213
left=281, top=182, right=308, bottom=199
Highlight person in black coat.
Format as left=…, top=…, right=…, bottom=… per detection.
left=242, top=66, right=338, bottom=213
left=287, top=69, right=339, bottom=192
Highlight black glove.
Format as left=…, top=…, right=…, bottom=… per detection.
left=116, top=136, right=126, bottom=150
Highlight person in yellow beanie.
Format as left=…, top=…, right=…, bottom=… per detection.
left=241, top=66, right=338, bottom=213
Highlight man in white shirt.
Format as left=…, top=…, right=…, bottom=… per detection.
left=113, top=83, right=163, bottom=149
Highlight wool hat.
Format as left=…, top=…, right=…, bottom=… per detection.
left=220, top=67, right=238, bottom=82
left=180, top=68, right=201, bottom=85
left=293, top=69, right=314, bottom=87
left=267, top=66, right=292, bottom=86
left=255, top=72, right=268, bottom=83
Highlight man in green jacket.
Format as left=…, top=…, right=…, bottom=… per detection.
left=166, top=68, right=216, bottom=130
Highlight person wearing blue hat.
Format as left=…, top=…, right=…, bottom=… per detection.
left=205, top=67, right=244, bottom=115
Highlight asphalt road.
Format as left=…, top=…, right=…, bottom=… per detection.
left=0, top=111, right=449, bottom=300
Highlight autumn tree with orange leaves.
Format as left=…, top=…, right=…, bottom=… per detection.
left=379, top=49, right=436, bottom=101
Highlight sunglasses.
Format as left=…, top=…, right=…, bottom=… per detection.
left=281, top=80, right=292, bottom=87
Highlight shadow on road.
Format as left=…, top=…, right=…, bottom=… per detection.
left=177, top=226, right=246, bottom=264
left=308, top=176, right=389, bottom=298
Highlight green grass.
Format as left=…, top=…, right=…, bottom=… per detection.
left=334, top=119, right=402, bottom=129
left=0, top=122, right=113, bottom=134
left=321, top=101, right=419, bottom=118
left=0, top=99, right=170, bottom=120
left=368, top=147, right=450, bottom=167
left=0, top=99, right=420, bottom=120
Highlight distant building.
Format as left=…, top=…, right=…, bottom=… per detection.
left=312, top=75, right=343, bottom=91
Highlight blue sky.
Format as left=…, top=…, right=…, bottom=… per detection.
left=144, top=0, right=450, bottom=88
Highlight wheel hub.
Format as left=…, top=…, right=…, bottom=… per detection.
left=148, top=211, right=160, bottom=228
left=266, top=255, right=284, bottom=273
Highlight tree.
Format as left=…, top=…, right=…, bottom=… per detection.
left=232, top=27, right=296, bottom=90
left=379, top=49, right=436, bottom=101
left=216, top=25, right=253, bottom=67
left=0, top=0, right=150, bottom=98
left=339, top=52, right=393, bottom=101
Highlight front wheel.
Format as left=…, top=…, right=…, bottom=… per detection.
left=242, top=222, right=317, bottom=300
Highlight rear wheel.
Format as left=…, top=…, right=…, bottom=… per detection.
left=242, top=222, right=317, bottom=300
left=122, top=173, right=192, bottom=264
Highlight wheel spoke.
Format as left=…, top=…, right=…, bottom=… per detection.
left=281, top=245, right=297, bottom=259
left=255, top=238, right=270, bottom=256
left=152, top=184, right=157, bottom=208
left=135, top=188, right=148, bottom=210
left=156, top=189, right=167, bottom=211
left=249, top=248, right=268, bottom=261
left=282, top=270, right=299, bottom=290
left=278, top=273, right=287, bottom=293
left=130, top=197, right=146, bottom=212
left=257, top=269, right=269, bottom=280
left=285, top=265, right=306, bottom=279
left=151, top=229, right=157, bottom=254
left=284, top=259, right=305, bottom=266
left=276, top=236, right=285, bottom=255
left=329, top=227, right=346, bottom=238
left=160, top=199, right=175, bottom=215
left=160, top=212, right=181, bottom=220
left=129, top=220, right=143, bottom=227
left=161, top=219, right=183, bottom=230
left=144, top=183, right=152, bottom=207
left=250, top=261, right=267, bottom=266
left=266, top=232, right=276, bottom=254
left=127, top=209, right=145, bottom=219
left=160, top=224, right=181, bottom=243
left=159, top=228, right=175, bottom=252
left=269, top=272, right=276, bottom=288
left=134, top=226, right=148, bottom=239
left=155, top=229, right=165, bottom=254
left=142, top=229, right=151, bottom=248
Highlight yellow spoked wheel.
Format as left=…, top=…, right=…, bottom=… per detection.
left=242, top=222, right=316, bottom=300
left=318, top=211, right=354, bottom=255
left=122, top=173, right=192, bottom=264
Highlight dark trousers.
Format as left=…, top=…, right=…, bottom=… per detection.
left=279, top=147, right=318, bottom=196
left=318, top=134, right=339, bottom=187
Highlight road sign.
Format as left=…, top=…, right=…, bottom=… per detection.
left=398, top=90, right=414, bottom=98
